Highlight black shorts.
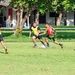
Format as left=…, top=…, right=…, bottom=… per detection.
left=46, top=35, right=55, bottom=42
left=34, top=35, right=42, bottom=39
left=0, top=35, right=3, bottom=41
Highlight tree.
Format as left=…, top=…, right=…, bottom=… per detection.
left=51, top=0, right=71, bottom=26
left=9, top=0, right=25, bottom=35
left=9, top=0, right=53, bottom=35
left=9, top=0, right=38, bottom=35
left=9, top=0, right=75, bottom=35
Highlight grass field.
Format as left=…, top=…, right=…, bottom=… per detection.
left=0, top=42, right=75, bottom=75
left=1, top=30, right=75, bottom=42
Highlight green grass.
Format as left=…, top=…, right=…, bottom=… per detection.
left=1, top=30, right=75, bottom=42
left=0, top=42, right=75, bottom=75
left=39, top=25, right=75, bottom=28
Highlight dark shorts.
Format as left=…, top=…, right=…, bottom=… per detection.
left=34, top=35, right=42, bottom=39
left=46, top=35, right=55, bottom=42
left=0, top=35, right=3, bottom=41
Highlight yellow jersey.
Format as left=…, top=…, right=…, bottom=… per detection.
left=30, top=26, right=40, bottom=35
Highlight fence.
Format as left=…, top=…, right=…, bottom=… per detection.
left=0, top=27, right=75, bottom=30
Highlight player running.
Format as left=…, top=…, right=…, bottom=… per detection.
left=40, top=23, right=63, bottom=48
left=29, top=22, right=46, bottom=48
left=0, top=29, right=8, bottom=54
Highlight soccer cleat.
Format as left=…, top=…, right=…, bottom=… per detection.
left=60, top=44, right=63, bottom=48
left=47, top=45, right=50, bottom=47
left=46, top=44, right=50, bottom=48
left=33, top=44, right=37, bottom=48
left=5, top=51, right=8, bottom=54
left=47, top=43, right=50, bottom=47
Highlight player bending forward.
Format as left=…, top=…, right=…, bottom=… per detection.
left=40, top=23, right=63, bottom=48
left=29, top=22, right=46, bottom=48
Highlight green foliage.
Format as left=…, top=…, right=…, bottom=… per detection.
left=9, top=0, right=26, bottom=8
left=62, top=0, right=69, bottom=11
left=50, top=0, right=75, bottom=13
left=0, top=8, right=4, bottom=14
left=70, top=0, right=75, bottom=11
left=7, top=0, right=75, bottom=14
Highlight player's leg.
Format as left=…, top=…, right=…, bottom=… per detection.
left=45, top=37, right=50, bottom=47
left=54, top=41, right=63, bottom=48
left=32, top=36, right=37, bottom=47
left=0, top=41, right=8, bottom=54
left=53, top=37, right=63, bottom=48
left=0, top=35, right=8, bottom=54
left=45, top=35, right=50, bottom=47
left=59, top=43, right=63, bottom=48
left=38, top=35, right=46, bottom=46
left=39, top=38, right=46, bottom=46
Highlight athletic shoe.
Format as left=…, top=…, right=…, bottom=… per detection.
left=33, top=44, right=37, bottom=48
left=60, top=44, right=63, bottom=48
left=47, top=45, right=50, bottom=48
left=47, top=43, right=50, bottom=47
left=5, top=51, right=8, bottom=54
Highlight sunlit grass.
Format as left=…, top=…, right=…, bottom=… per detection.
left=0, top=42, right=75, bottom=75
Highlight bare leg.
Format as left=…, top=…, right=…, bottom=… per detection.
left=1, top=41, right=8, bottom=54
left=54, top=41, right=63, bottom=48
left=45, top=37, right=49, bottom=47
left=40, top=39, right=46, bottom=46
left=54, top=41, right=60, bottom=45
left=32, top=36, right=37, bottom=47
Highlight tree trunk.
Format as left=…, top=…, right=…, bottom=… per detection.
left=30, top=11, right=35, bottom=26
left=64, top=12, right=67, bottom=26
left=20, top=5, right=36, bottom=34
left=27, top=17, right=30, bottom=29
left=14, top=5, right=36, bottom=35
left=14, top=8, right=23, bottom=35
left=55, top=13, right=57, bottom=26
left=20, top=9, right=23, bottom=25
left=14, top=10, right=20, bottom=35
left=56, top=12, right=63, bottom=26
left=74, top=12, right=75, bottom=25
left=35, top=11, right=39, bottom=25
left=20, top=12, right=30, bottom=34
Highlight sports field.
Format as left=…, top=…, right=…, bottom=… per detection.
left=0, top=42, right=75, bottom=75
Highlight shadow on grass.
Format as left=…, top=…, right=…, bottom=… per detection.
left=2, top=31, right=75, bottom=41
left=57, top=32, right=75, bottom=39
left=0, top=51, right=5, bottom=54
left=2, top=32, right=13, bottom=37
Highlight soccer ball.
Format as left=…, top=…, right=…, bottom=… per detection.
left=41, top=45, right=46, bottom=48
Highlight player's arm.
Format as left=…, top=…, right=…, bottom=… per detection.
left=52, top=27, right=56, bottom=35
left=40, top=29, right=47, bottom=35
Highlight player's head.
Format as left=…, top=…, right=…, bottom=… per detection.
left=33, top=22, right=37, bottom=27
left=45, top=23, right=49, bottom=28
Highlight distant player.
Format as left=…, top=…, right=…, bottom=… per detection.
left=40, top=23, right=63, bottom=48
left=29, top=22, right=46, bottom=48
left=0, top=29, right=8, bottom=54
